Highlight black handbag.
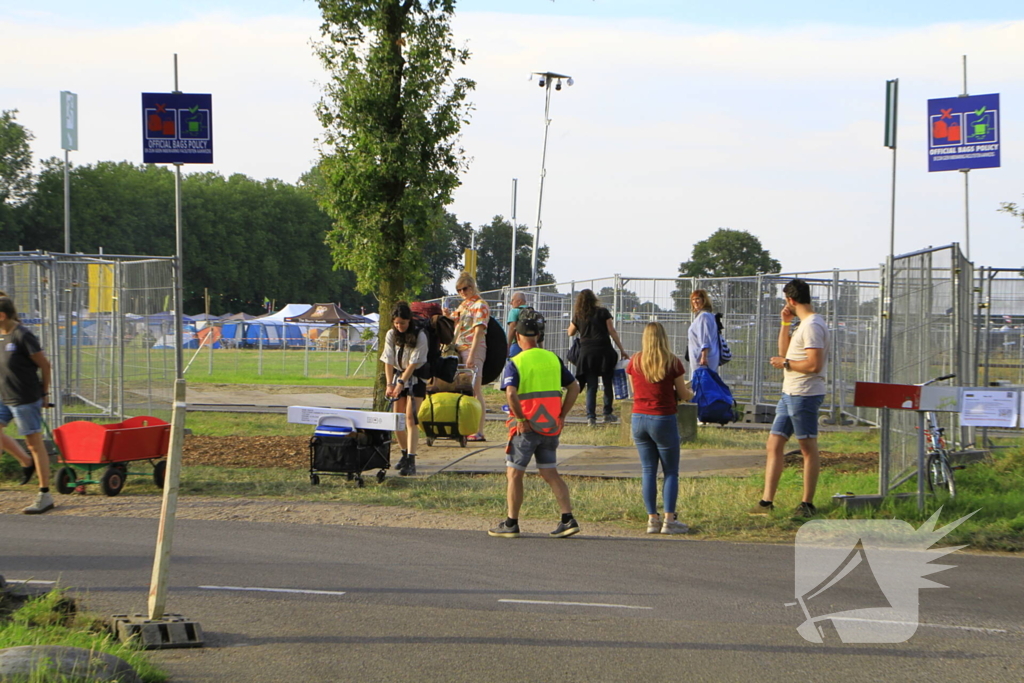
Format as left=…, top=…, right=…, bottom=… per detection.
left=566, top=336, right=581, bottom=365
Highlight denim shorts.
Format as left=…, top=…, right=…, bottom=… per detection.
left=0, top=400, right=43, bottom=437
left=771, top=393, right=824, bottom=441
left=506, top=431, right=559, bottom=471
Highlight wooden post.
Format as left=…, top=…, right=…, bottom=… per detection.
left=148, top=378, right=187, bottom=620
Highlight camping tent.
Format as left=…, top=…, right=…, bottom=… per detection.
left=285, top=304, right=374, bottom=350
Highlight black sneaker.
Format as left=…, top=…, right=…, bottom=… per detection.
left=748, top=500, right=774, bottom=516
left=586, top=417, right=598, bottom=426
left=488, top=521, right=520, bottom=538
left=793, top=502, right=818, bottom=519
left=603, top=414, right=618, bottom=424
left=550, top=518, right=580, bottom=538
left=18, top=464, right=36, bottom=486
left=399, top=455, right=416, bottom=476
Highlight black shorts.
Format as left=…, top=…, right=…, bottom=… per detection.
left=398, top=382, right=427, bottom=399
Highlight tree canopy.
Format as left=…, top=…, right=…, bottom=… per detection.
left=678, top=228, right=781, bottom=278
left=0, top=110, right=34, bottom=207
left=1, top=160, right=376, bottom=315
left=472, top=215, right=555, bottom=292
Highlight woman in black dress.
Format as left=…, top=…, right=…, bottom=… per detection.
left=567, top=289, right=629, bottom=425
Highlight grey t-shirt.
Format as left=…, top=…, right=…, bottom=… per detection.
left=782, top=313, right=828, bottom=396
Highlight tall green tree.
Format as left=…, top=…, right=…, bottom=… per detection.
left=0, top=110, right=34, bottom=205
left=313, top=0, right=474, bottom=406
left=0, top=110, right=35, bottom=240
left=472, top=215, right=554, bottom=292
left=672, top=228, right=781, bottom=311
left=419, top=211, right=473, bottom=299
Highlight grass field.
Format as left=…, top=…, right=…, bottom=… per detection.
left=0, top=589, right=165, bottom=682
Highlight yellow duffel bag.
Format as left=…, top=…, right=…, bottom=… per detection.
left=418, top=392, right=482, bottom=437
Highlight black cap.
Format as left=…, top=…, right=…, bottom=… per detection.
left=517, top=307, right=545, bottom=337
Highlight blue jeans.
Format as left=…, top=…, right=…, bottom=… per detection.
left=579, top=369, right=614, bottom=420
left=632, top=413, right=680, bottom=515
left=0, top=400, right=43, bottom=436
left=771, top=393, right=824, bottom=440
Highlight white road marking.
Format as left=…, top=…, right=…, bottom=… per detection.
left=499, top=599, right=652, bottom=610
left=198, top=585, right=347, bottom=597
left=6, top=580, right=56, bottom=585
left=828, top=616, right=1009, bottom=635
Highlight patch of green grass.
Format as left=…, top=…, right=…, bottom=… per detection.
left=0, top=589, right=165, bottom=682
left=184, top=412, right=314, bottom=437
left=180, top=348, right=378, bottom=385
left=163, top=442, right=1024, bottom=551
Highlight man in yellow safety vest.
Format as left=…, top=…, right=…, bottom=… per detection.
left=489, top=308, right=582, bottom=538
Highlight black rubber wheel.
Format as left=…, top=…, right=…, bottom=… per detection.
left=376, top=469, right=386, bottom=483
left=56, top=467, right=76, bottom=495
left=459, top=436, right=468, bottom=448
left=310, top=474, right=320, bottom=486
left=356, top=476, right=365, bottom=488
left=926, top=454, right=956, bottom=499
left=426, top=437, right=434, bottom=447
left=100, top=466, right=126, bottom=497
left=153, top=460, right=167, bottom=489
left=346, top=472, right=354, bottom=481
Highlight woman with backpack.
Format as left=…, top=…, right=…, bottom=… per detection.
left=626, top=322, right=692, bottom=535
left=567, top=289, right=628, bottom=426
left=380, top=301, right=429, bottom=476
left=446, top=273, right=489, bottom=441
left=688, top=289, right=720, bottom=377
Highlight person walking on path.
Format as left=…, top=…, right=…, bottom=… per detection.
left=505, top=292, right=527, bottom=358
left=489, top=309, right=582, bottom=539
left=446, top=273, right=489, bottom=441
left=687, top=289, right=720, bottom=377
left=754, top=278, right=829, bottom=519
left=380, top=302, right=428, bottom=476
left=567, top=289, right=628, bottom=426
left=0, top=296, right=54, bottom=514
left=627, top=323, right=693, bottom=535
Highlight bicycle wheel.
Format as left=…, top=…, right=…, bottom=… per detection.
left=926, top=453, right=956, bottom=499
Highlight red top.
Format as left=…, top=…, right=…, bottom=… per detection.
left=627, top=354, right=685, bottom=416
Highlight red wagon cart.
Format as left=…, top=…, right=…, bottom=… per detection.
left=52, top=416, right=171, bottom=497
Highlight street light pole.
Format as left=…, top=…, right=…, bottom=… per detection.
left=530, top=71, right=572, bottom=287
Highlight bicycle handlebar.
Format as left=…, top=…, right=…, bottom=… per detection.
left=919, top=373, right=956, bottom=387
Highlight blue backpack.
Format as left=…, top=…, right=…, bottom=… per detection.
left=691, top=367, right=737, bottom=425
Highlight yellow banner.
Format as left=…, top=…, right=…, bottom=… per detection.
left=88, top=264, right=116, bottom=313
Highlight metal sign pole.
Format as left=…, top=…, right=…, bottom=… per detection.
left=510, top=178, right=517, bottom=292
left=959, top=56, right=970, bottom=261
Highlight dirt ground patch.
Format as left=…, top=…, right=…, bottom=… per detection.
left=184, top=435, right=310, bottom=469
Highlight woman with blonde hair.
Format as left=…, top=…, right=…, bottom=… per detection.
left=626, top=322, right=692, bottom=534
left=567, top=289, right=628, bottom=425
left=446, top=272, right=489, bottom=441
left=687, top=289, right=720, bottom=378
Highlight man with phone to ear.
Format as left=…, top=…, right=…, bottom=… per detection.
left=753, top=279, right=829, bottom=519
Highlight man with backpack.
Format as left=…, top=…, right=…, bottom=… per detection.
left=489, top=309, right=582, bottom=539
left=753, top=279, right=829, bottom=519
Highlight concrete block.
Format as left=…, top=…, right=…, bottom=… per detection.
left=618, top=400, right=697, bottom=445
left=742, top=404, right=776, bottom=424
left=831, top=492, right=917, bottom=511
left=111, top=614, right=204, bottom=650
left=949, top=449, right=991, bottom=467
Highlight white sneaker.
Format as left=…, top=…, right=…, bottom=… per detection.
left=661, top=519, right=689, bottom=535
left=646, top=517, right=661, bottom=534
left=23, top=491, right=55, bottom=515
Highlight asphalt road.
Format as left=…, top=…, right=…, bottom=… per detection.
left=2, top=514, right=1022, bottom=682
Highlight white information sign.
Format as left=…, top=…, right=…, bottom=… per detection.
left=959, top=390, right=1019, bottom=428
left=287, top=405, right=405, bottom=432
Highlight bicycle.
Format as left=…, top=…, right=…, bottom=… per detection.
left=918, top=373, right=962, bottom=499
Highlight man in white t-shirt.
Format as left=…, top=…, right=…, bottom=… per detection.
left=752, top=278, right=829, bottom=519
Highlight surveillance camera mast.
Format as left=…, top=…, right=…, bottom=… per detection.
left=529, top=70, right=573, bottom=288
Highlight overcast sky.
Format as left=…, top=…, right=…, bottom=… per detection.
left=2, top=0, right=1022, bottom=285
